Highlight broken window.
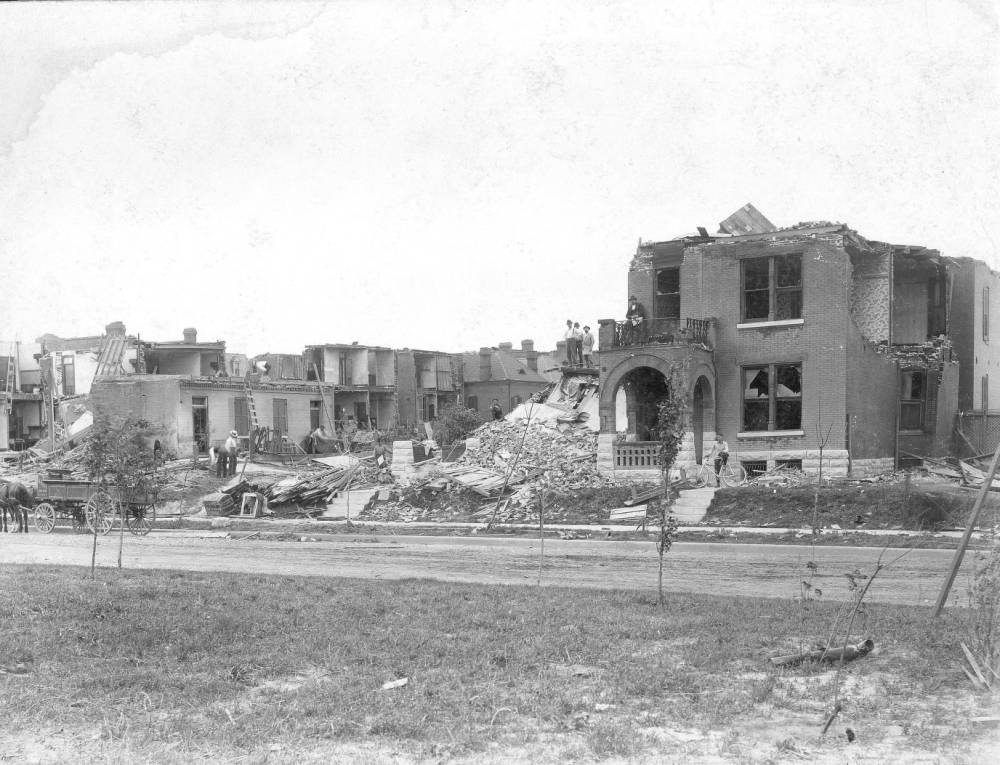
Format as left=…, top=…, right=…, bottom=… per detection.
left=310, top=400, right=322, bottom=431
left=741, top=254, right=802, bottom=322
left=742, top=364, right=802, bottom=432
left=899, top=370, right=926, bottom=431
left=467, top=396, right=479, bottom=413
left=654, top=267, right=680, bottom=319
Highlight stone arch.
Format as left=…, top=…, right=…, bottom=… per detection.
left=600, top=354, right=681, bottom=436
left=600, top=353, right=716, bottom=438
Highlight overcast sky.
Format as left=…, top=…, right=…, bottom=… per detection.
left=1, top=1, right=998, bottom=356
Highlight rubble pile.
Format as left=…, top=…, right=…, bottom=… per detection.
left=463, top=418, right=620, bottom=495
left=359, top=413, right=635, bottom=525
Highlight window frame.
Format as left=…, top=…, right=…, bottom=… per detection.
left=234, top=396, right=249, bottom=436
left=740, top=362, right=803, bottom=434
left=654, top=266, right=681, bottom=320
left=984, top=286, right=990, bottom=342
left=309, top=400, right=322, bottom=431
left=740, top=253, right=803, bottom=324
left=898, top=369, right=927, bottom=433
left=272, top=398, right=288, bottom=435
left=61, top=354, right=75, bottom=396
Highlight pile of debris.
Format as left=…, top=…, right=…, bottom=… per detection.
left=359, top=406, right=633, bottom=525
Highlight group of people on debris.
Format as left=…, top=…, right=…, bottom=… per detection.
left=562, top=320, right=595, bottom=367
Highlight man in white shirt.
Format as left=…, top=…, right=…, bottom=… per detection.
left=706, top=434, right=729, bottom=486
left=563, top=320, right=577, bottom=365
left=223, top=429, right=240, bottom=477
left=581, top=325, right=595, bottom=366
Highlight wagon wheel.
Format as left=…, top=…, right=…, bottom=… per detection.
left=126, top=504, right=155, bottom=537
left=33, top=502, right=57, bottom=534
left=85, top=492, right=117, bottom=536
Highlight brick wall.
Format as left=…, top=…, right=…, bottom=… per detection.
left=90, top=377, right=183, bottom=451
left=463, top=381, right=543, bottom=417
left=689, top=236, right=851, bottom=463
left=845, top=327, right=898, bottom=460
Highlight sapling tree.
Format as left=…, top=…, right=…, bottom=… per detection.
left=433, top=403, right=484, bottom=447
left=653, top=365, right=689, bottom=606
left=80, top=413, right=162, bottom=573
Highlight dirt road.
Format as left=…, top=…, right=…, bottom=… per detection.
left=0, top=531, right=977, bottom=606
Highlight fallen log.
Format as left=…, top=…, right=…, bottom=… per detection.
left=769, top=638, right=875, bottom=667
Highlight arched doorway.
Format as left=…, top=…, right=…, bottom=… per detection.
left=617, top=366, right=670, bottom=441
left=691, top=375, right=713, bottom=464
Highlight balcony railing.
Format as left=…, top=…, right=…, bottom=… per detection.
left=605, top=317, right=712, bottom=349
left=614, top=441, right=660, bottom=469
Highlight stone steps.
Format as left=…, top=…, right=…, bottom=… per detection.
left=670, top=487, right=716, bottom=524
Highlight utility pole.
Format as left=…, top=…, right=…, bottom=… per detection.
left=933, top=440, right=1000, bottom=616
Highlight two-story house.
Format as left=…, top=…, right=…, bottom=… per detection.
left=595, top=206, right=996, bottom=480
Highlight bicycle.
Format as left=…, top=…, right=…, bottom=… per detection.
left=691, top=459, right=747, bottom=488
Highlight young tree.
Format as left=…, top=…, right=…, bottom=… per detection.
left=653, top=365, right=689, bottom=606
left=80, top=413, right=162, bottom=573
left=433, top=402, right=484, bottom=445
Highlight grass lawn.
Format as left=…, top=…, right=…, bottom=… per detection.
left=2, top=565, right=997, bottom=763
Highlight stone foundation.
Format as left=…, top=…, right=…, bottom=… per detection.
left=849, top=457, right=895, bottom=477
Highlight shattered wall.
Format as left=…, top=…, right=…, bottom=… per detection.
left=90, top=377, right=183, bottom=452
left=849, top=252, right=890, bottom=342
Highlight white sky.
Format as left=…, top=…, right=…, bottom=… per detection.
left=1, top=1, right=998, bottom=356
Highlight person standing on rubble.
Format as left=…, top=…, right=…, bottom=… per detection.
left=563, top=319, right=578, bottom=365
left=581, top=325, right=594, bottom=366
left=224, top=429, right=240, bottom=477
left=572, top=322, right=585, bottom=365
left=490, top=398, right=503, bottom=420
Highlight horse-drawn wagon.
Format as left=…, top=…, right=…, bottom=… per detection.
left=33, top=470, right=157, bottom=536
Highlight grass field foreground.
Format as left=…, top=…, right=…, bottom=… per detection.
left=1, top=565, right=998, bottom=763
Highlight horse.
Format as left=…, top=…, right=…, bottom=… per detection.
left=0, top=481, right=34, bottom=533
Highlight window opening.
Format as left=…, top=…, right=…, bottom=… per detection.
left=899, top=370, right=926, bottom=431
left=272, top=398, right=288, bottom=435
left=61, top=355, right=75, bottom=396
left=742, top=254, right=802, bottom=322
left=984, top=286, right=990, bottom=342
left=654, top=267, right=680, bottom=319
left=235, top=397, right=249, bottom=435
left=742, top=363, right=802, bottom=431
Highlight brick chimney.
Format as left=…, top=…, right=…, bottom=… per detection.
left=183, top=328, right=198, bottom=343
left=105, top=321, right=126, bottom=338
left=521, top=339, right=538, bottom=372
left=478, top=347, right=492, bottom=381
left=498, top=342, right=513, bottom=352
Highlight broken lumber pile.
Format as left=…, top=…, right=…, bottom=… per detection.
left=258, top=465, right=376, bottom=506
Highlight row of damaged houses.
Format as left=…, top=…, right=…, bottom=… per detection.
left=1, top=324, right=564, bottom=458
left=593, top=204, right=1000, bottom=480
left=6, top=203, right=999, bottom=479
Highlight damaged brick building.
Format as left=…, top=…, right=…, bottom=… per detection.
left=596, top=204, right=1000, bottom=479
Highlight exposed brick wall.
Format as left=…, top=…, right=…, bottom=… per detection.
left=845, top=323, right=898, bottom=460
left=90, top=377, right=183, bottom=451
left=463, top=381, right=545, bottom=417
